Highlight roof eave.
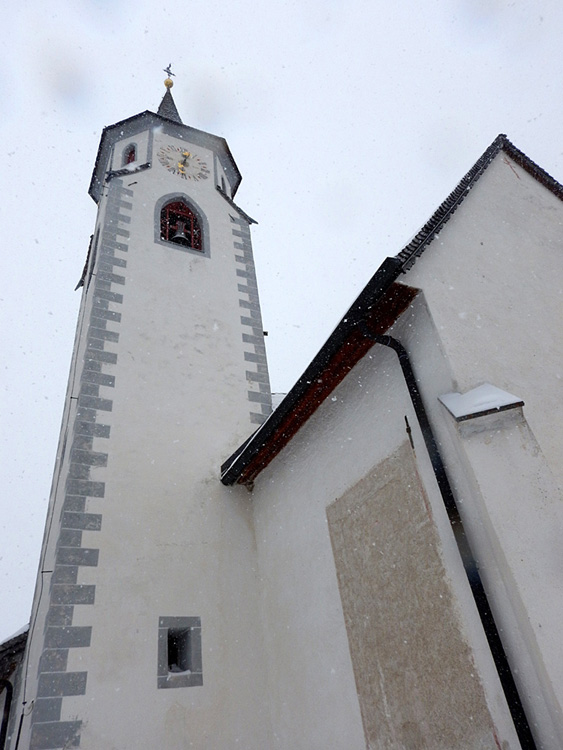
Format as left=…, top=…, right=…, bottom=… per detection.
left=220, top=256, right=411, bottom=485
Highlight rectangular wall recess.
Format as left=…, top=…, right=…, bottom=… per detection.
left=158, top=616, right=202, bottom=689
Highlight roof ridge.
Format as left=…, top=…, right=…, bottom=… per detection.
left=503, top=137, right=563, bottom=201
left=396, top=134, right=563, bottom=272
left=396, top=134, right=506, bottom=270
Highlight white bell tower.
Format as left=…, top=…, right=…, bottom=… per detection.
left=12, top=76, right=272, bottom=750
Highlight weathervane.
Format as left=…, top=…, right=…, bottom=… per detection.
left=163, top=64, right=176, bottom=89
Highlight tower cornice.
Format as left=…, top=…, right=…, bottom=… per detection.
left=89, top=110, right=242, bottom=203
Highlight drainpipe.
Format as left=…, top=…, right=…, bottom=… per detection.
left=358, top=325, right=537, bottom=750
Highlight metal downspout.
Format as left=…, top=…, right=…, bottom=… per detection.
left=359, top=326, right=536, bottom=750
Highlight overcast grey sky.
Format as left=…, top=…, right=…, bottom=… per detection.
left=1, top=0, right=563, bottom=641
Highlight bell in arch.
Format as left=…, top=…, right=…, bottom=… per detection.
left=171, top=220, right=190, bottom=246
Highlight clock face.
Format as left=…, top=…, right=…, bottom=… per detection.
left=157, top=145, right=210, bottom=181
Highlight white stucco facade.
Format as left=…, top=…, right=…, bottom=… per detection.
left=242, top=148, right=563, bottom=748
left=248, top=301, right=520, bottom=749
left=403, top=152, right=563, bottom=746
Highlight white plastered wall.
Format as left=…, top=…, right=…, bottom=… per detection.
left=250, top=294, right=519, bottom=748
left=401, top=152, right=563, bottom=746
left=404, top=151, right=563, bottom=491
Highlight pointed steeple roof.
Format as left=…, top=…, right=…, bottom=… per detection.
left=89, top=68, right=242, bottom=203
left=157, top=87, right=183, bottom=124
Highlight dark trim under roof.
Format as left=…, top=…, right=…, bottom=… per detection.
left=216, top=185, right=257, bottom=224
left=221, top=134, right=563, bottom=486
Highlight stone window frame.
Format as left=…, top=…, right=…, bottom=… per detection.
left=154, top=193, right=210, bottom=258
left=160, top=200, right=203, bottom=251
left=157, top=616, right=202, bottom=689
left=122, top=143, right=137, bottom=166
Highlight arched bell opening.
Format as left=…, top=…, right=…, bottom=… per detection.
left=160, top=200, right=203, bottom=251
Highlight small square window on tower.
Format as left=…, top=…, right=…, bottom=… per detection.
left=158, top=616, right=202, bottom=689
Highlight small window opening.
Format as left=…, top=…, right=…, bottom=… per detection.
left=123, top=145, right=136, bottom=165
left=221, top=176, right=226, bottom=193
left=168, top=628, right=191, bottom=673
left=160, top=200, right=202, bottom=251
left=158, top=616, right=202, bottom=688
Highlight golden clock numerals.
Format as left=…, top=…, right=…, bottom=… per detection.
left=158, top=144, right=209, bottom=180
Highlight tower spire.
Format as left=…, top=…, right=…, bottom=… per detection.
left=157, top=64, right=183, bottom=124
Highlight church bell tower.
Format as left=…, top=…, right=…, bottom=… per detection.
left=12, top=76, right=273, bottom=750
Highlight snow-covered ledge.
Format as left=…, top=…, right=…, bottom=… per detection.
left=439, top=383, right=524, bottom=422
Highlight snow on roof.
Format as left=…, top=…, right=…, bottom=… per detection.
left=439, top=383, right=524, bottom=422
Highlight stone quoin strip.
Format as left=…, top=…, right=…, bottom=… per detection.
left=29, top=179, right=132, bottom=750
left=230, top=214, right=272, bottom=425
